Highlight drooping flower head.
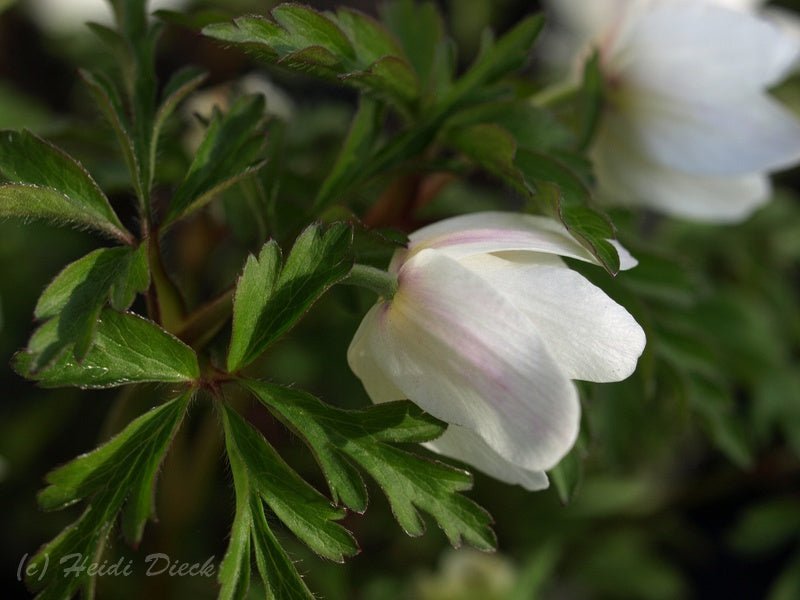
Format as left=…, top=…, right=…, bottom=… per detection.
left=545, top=0, right=800, bottom=222
left=348, top=213, right=646, bottom=490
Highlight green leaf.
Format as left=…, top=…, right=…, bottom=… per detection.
left=15, top=309, right=200, bottom=388
left=447, top=100, right=575, bottom=152
left=202, top=5, right=418, bottom=110
left=244, top=381, right=496, bottom=550
left=0, top=130, right=131, bottom=243
left=380, top=0, right=443, bottom=92
left=685, top=377, right=753, bottom=469
left=446, top=122, right=518, bottom=179
left=33, top=246, right=148, bottom=364
left=163, top=95, right=267, bottom=227
left=227, top=222, right=353, bottom=372
left=516, top=148, right=620, bottom=274
left=220, top=405, right=319, bottom=600
left=27, top=393, right=190, bottom=598
left=222, top=405, right=358, bottom=562
left=109, top=241, right=151, bottom=311
left=80, top=70, right=146, bottom=205
left=443, top=14, right=544, bottom=110
left=151, top=66, right=208, bottom=185
left=574, top=52, right=603, bottom=151
left=315, top=98, right=382, bottom=211
left=548, top=441, right=585, bottom=505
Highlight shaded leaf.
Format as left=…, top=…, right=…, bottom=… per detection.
left=27, top=394, right=190, bottom=598
left=15, top=309, right=200, bottom=388
left=227, top=222, right=353, bottom=372
left=0, top=130, right=131, bottom=242
left=244, top=381, right=496, bottom=550
left=222, top=405, right=358, bottom=562
left=164, top=95, right=267, bottom=227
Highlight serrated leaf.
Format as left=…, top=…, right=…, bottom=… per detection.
left=272, top=3, right=355, bottom=61
left=15, top=309, right=199, bottom=388
left=33, top=246, right=146, bottom=364
left=27, top=394, right=190, bottom=598
left=516, top=148, right=620, bottom=274
left=80, top=69, right=146, bottom=204
left=163, top=95, right=267, bottom=227
left=0, top=130, right=131, bottom=242
left=227, top=222, right=353, bottom=372
left=244, top=381, right=496, bottom=550
left=222, top=405, right=358, bottom=562
left=220, top=406, right=318, bottom=600
left=335, top=7, right=403, bottom=64
left=202, top=5, right=418, bottom=110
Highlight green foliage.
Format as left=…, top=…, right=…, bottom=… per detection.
left=244, top=381, right=496, bottom=550
left=218, top=405, right=359, bottom=599
left=15, top=309, right=199, bottom=388
left=228, top=222, right=354, bottom=372
left=0, top=130, right=131, bottom=243
left=163, top=94, right=267, bottom=228
left=32, top=246, right=149, bottom=364
left=203, top=4, right=420, bottom=112
left=6, top=1, right=800, bottom=598
left=26, top=393, right=191, bottom=599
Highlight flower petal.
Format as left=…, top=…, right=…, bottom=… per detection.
left=391, top=212, right=625, bottom=273
left=616, top=2, right=800, bottom=95
left=460, top=253, right=646, bottom=383
left=347, top=303, right=407, bottom=403
left=366, top=248, right=581, bottom=472
left=593, top=120, right=771, bottom=222
left=425, top=425, right=550, bottom=491
left=622, top=88, right=800, bottom=176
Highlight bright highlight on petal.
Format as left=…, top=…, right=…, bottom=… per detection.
left=348, top=213, right=646, bottom=489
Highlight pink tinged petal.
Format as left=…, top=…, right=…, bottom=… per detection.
left=425, top=425, right=550, bottom=491
left=366, top=248, right=581, bottom=472
left=395, top=212, right=622, bottom=271
left=615, top=2, right=800, bottom=95
left=460, top=253, right=646, bottom=383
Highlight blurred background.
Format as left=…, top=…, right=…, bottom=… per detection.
left=2, top=0, right=800, bottom=598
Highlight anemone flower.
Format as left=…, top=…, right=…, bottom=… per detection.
left=348, top=212, right=646, bottom=490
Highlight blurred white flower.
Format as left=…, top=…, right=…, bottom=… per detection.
left=27, top=0, right=188, bottom=33
left=348, top=212, right=646, bottom=490
left=546, top=0, right=800, bottom=222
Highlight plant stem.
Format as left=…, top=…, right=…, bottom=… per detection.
left=529, top=80, right=581, bottom=108
left=341, top=264, right=398, bottom=300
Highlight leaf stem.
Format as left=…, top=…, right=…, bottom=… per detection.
left=529, top=80, right=581, bottom=108
left=340, top=264, right=398, bottom=300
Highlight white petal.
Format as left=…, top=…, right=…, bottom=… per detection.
left=615, top=2, right=800, bottom=94
left=459, top=253, right=646, bottom=383
left=593, top=121, right=771, bottom=222
left=425, top=425, right=550, bottom=491
left=622, top=89, right=800, bottom=176
left=347, top=304, right=407, bottom=403
left=391, top=212, right=600, bottom=270
left=366, top=249, right=580, bottom=472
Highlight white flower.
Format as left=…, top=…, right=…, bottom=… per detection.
left=347, top=212, right=646, bottom=490
left=546, top=0, right=800, bottom=222
left=26, top=0, right=188, bottom=33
